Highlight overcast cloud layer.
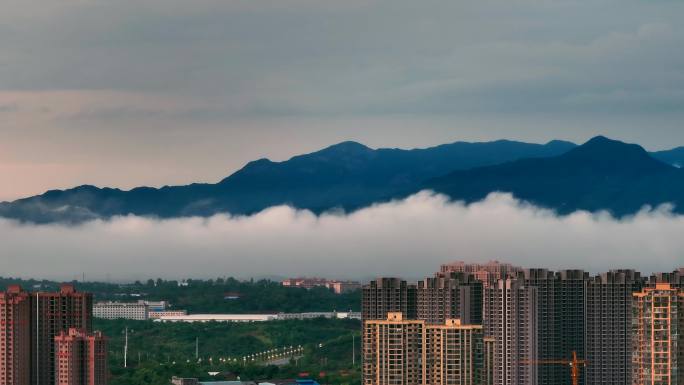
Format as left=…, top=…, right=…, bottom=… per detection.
left=0, top=192, right=681, bottom=282
left=2, top=0, right=684, bottom=200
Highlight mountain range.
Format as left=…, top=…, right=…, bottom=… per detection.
left=2, top=136, right=684, bottom=223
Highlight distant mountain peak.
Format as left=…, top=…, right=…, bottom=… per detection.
left=317, top=141, right=373, bottom=154
left=545, top=139, right=577, bottom=147
left=564, top=136, right=662, bottom=166
left=580, top=135, right=641, bottom=150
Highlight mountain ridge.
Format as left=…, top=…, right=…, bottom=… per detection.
left=3, top=136, right=684, bottom=223
left=425, top=136, right=682, bottom=216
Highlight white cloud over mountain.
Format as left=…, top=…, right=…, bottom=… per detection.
left=1, top=192, right=680, bottom=281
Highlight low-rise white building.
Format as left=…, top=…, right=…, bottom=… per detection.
left=94, top=301, right=149, bottom=320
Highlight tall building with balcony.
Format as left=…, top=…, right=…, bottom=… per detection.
left=0, top=285, right=31, bottom=385
left=632, top=283, right=684, bottom=385
left=362, top=278, right=417, bottom=321
left=522, top=269, right=588, bottom=385
left=55, top=328, right=108, bottom=385
left=585, top=270, right=643, bottom=385
left=417, top=273, right=483, bottom=325
left=363, top=312, right=485, bottom=385
left=362, top=312, right=425, bottom=385
left=647, top=270, right=684, bottom=289
left=482, top=337, right=495, bottom=385
left=438, top=261, right=523, bottom=288
left=425, top=319, right=484, bottom=385
left=32, top=284, right=93, bottom=385
left=484, top=278, right=538, bottom=385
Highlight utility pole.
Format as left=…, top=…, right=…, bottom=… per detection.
left=352, top=333, right=355, bottom=367
left=124, top=327, right=128, bottom=368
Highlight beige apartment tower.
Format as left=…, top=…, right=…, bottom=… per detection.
left=363, top=312, right=426, bottom=385
left=363, top=312, right=484, bottom=385
left=425, top=319, right=484, bottom=385
left=632, top=283, right=684, bottom=385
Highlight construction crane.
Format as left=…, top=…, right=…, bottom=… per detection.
left=521, top=351, right=587, bottom=385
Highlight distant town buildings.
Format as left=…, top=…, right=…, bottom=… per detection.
left=362, top=264, right=684, bottom=385
left=0, top=284, right=107, bottom=385
left=281, top=278, right=361, bottom=294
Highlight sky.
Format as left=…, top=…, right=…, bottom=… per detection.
left=2, top=1, right=684, bottom=280
left=2, top=0, right=684, bottom=201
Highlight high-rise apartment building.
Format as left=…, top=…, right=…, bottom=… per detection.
left=482, top=337, right=495, bottom=385
left=33, top=284, right=93, bottom=385
left=585, top=270, right=643, bottom=385
left=54, top=328, right=108, bottom=385
left=361, top=265, right=684, bottom=385
left=484, top=278, right=538, bottom=385
left=439, top=261, right=523, bottom=288
left=648, top=270, right=684, bottom=289
left=425, top=319, right=484, bottom=385
left=522, top=269, right=588, bottom=385
left=417, top=274, right=483, bottom=325
left=362, top=278, right=417, bottom=321
left=363, top=312, right=425, bottom=385
left=632, top=283, right=684, bottom=385
left=363, top=312, right=485, bottom=385
left=0, top=285, right=31, bottom=385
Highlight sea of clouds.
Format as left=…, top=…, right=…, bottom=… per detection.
left=0, top=192, right=682, bottom=282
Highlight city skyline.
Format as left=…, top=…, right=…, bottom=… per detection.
left=361, top=262, right=684, bottom=385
